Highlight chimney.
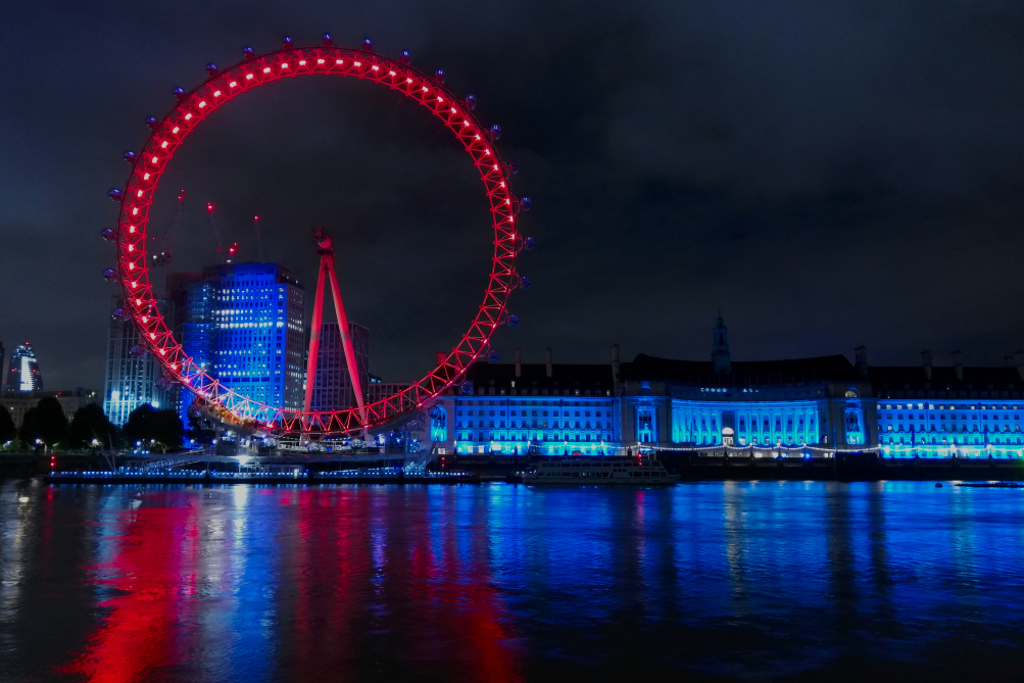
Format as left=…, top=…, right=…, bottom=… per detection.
left=854, top=346, right=868, bottom=379
left=952, top=350, right=963, bottom=381
left=545, top=347, right=553, bottom=378
left=611, top=344, right=621, bottom=384
left=1015, top=350, right=1024, bottom=381
left=514, top=347, right=522, bottom=378
left=921, top=350, right=932, bottom=381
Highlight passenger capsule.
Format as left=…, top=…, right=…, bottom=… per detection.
left=524, top=236, right=536, bottom=250
left=156, top=377, right=172, bottom=391
left=519, top=276, right=532, bottom=290
left=399, top=49, right=411, bottom=64
left=518, top=197, right=532, bottom=212
left=243, top=46, right=255, bottom=59
left=282, top=35, right=294, bottom=48
left=489, top=124, right=502, bottom=141
left=123, top=150, right=136, bottom=163
left=111, top=308, right=128, bottom=321
left=505, top=160, right=520, bottom=175
left=102, top=268, right=119, bottom=282
left=107, top=188, right=123, bottom=202
left=465, top=94, right=477, bottom=110
left=145, top=116, right=158, bottom=129
left=506, top=314, right=520, bottom=328
left=173, top=87, right=186, bottom=100
left=434, top=69, right=446, bottom=85
left=205, top=63, right=218, bottom=76
left=362, top=37, right=374, bottom=52
left=129, top=344, right=148, bottom=357
left=322, top=33, right=334, bottom=47
left=101, top=228, right=116, bottom=242
left=489, top=350, right=501, bottom=363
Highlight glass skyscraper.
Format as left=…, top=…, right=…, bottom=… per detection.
left=6, top=343, right=43, bottom=392
left=171, top=263, right=306, bottom=425
left=102, top=296, right=172, bottom=426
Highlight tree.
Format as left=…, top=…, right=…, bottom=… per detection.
left=20, top=397, right=69, bottom=449
left=123, top=404, right=184, bottom=452
left=0, top=405, right=17, bottom=444
left=69, top=403, right=119, bottom=449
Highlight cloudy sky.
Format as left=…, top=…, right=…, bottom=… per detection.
left=1, top=0, right=1022, bottom=391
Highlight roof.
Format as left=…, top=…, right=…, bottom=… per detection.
left=461, top=362, right=615, bottom=392
left=622, top=353, right=857, bottom=386
left=869, top=365, right=1024, bottom=392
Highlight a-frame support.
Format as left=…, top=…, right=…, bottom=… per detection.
left=303, top=227, right=367, bottom=431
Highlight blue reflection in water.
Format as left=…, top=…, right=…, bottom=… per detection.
left=1, top=481, right=1024, bottom=682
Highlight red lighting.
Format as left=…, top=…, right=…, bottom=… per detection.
left=111, top=41, right=524, bottom=437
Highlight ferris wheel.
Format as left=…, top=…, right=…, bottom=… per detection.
left=104, top=34, right=533, bottom=436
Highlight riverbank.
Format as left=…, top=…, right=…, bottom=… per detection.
left=4, top=451, right=1024, bottom=483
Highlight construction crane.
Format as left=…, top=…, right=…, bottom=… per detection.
left=253, top=214, right=266, bottom=262
left=206, top=202, right=231, bottom=264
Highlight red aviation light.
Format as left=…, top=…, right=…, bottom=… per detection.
left=206, top=202, right=215, bottom=213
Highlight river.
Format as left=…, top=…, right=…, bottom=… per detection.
left=2, top=480, right=1023, bottom=682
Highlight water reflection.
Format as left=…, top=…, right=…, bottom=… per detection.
left=1, top=481, right=1023, bottom=682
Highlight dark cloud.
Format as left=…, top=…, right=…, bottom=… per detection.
left=1, top=0, right=1022, bottom=392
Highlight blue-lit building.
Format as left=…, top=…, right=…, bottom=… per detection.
left=617, top=347, right=873, bottom=451
left=5, top=343, right=43, bottom=392
left=431, top=319, right=872, bottom=457
left=433, top=314, right=1024, bottom=461
left=170, top=264, right=306, bottom=424
left=429, top=318, right=1024, bottom=461
left=431, top=348, right=623, bottom=456
left=871, top=351, right=1024, bottom=459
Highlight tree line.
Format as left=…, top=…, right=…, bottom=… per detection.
left=0, top=399, right=184, bottom=453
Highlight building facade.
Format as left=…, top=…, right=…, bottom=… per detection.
left=871, top=352, right=1024, bottom=459
left=429, top=350, right=622, bottom=456
left=102, top=297, right=173, bottom=426
left=6, top=343, right=43, bottom=392
left=366, top=376, right=413, bottom=405
left=170, top=263, right=306, bottom=424
left=310, top=322, right=370, bottom=412
left=1, top=388, right=98, bottom=428
left=425, top=319, right=1024, bottom=461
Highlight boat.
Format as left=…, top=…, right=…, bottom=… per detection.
left=955, top=481, right=1024, bottom=488
left=522, top=456, right=680, bottom=486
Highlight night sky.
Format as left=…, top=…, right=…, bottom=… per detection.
left=2, top=1, right=1022, bottom=392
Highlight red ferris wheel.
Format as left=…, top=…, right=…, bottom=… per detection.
left=105, top=34, right=532, bottom=437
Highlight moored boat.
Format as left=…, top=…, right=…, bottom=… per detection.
left=522, top=455, right=680, bottom=485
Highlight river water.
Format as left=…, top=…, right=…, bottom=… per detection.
left=1, top=480, right=1023, bottom=682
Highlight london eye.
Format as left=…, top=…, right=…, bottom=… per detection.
left=105, top=35, right=532, bottom=437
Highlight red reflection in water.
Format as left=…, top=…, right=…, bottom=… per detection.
left=404, top=494, right=522, bottom=682
left=57, top=488, right=521, bottom=682
left=61, top=502, right=195, bottom=683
